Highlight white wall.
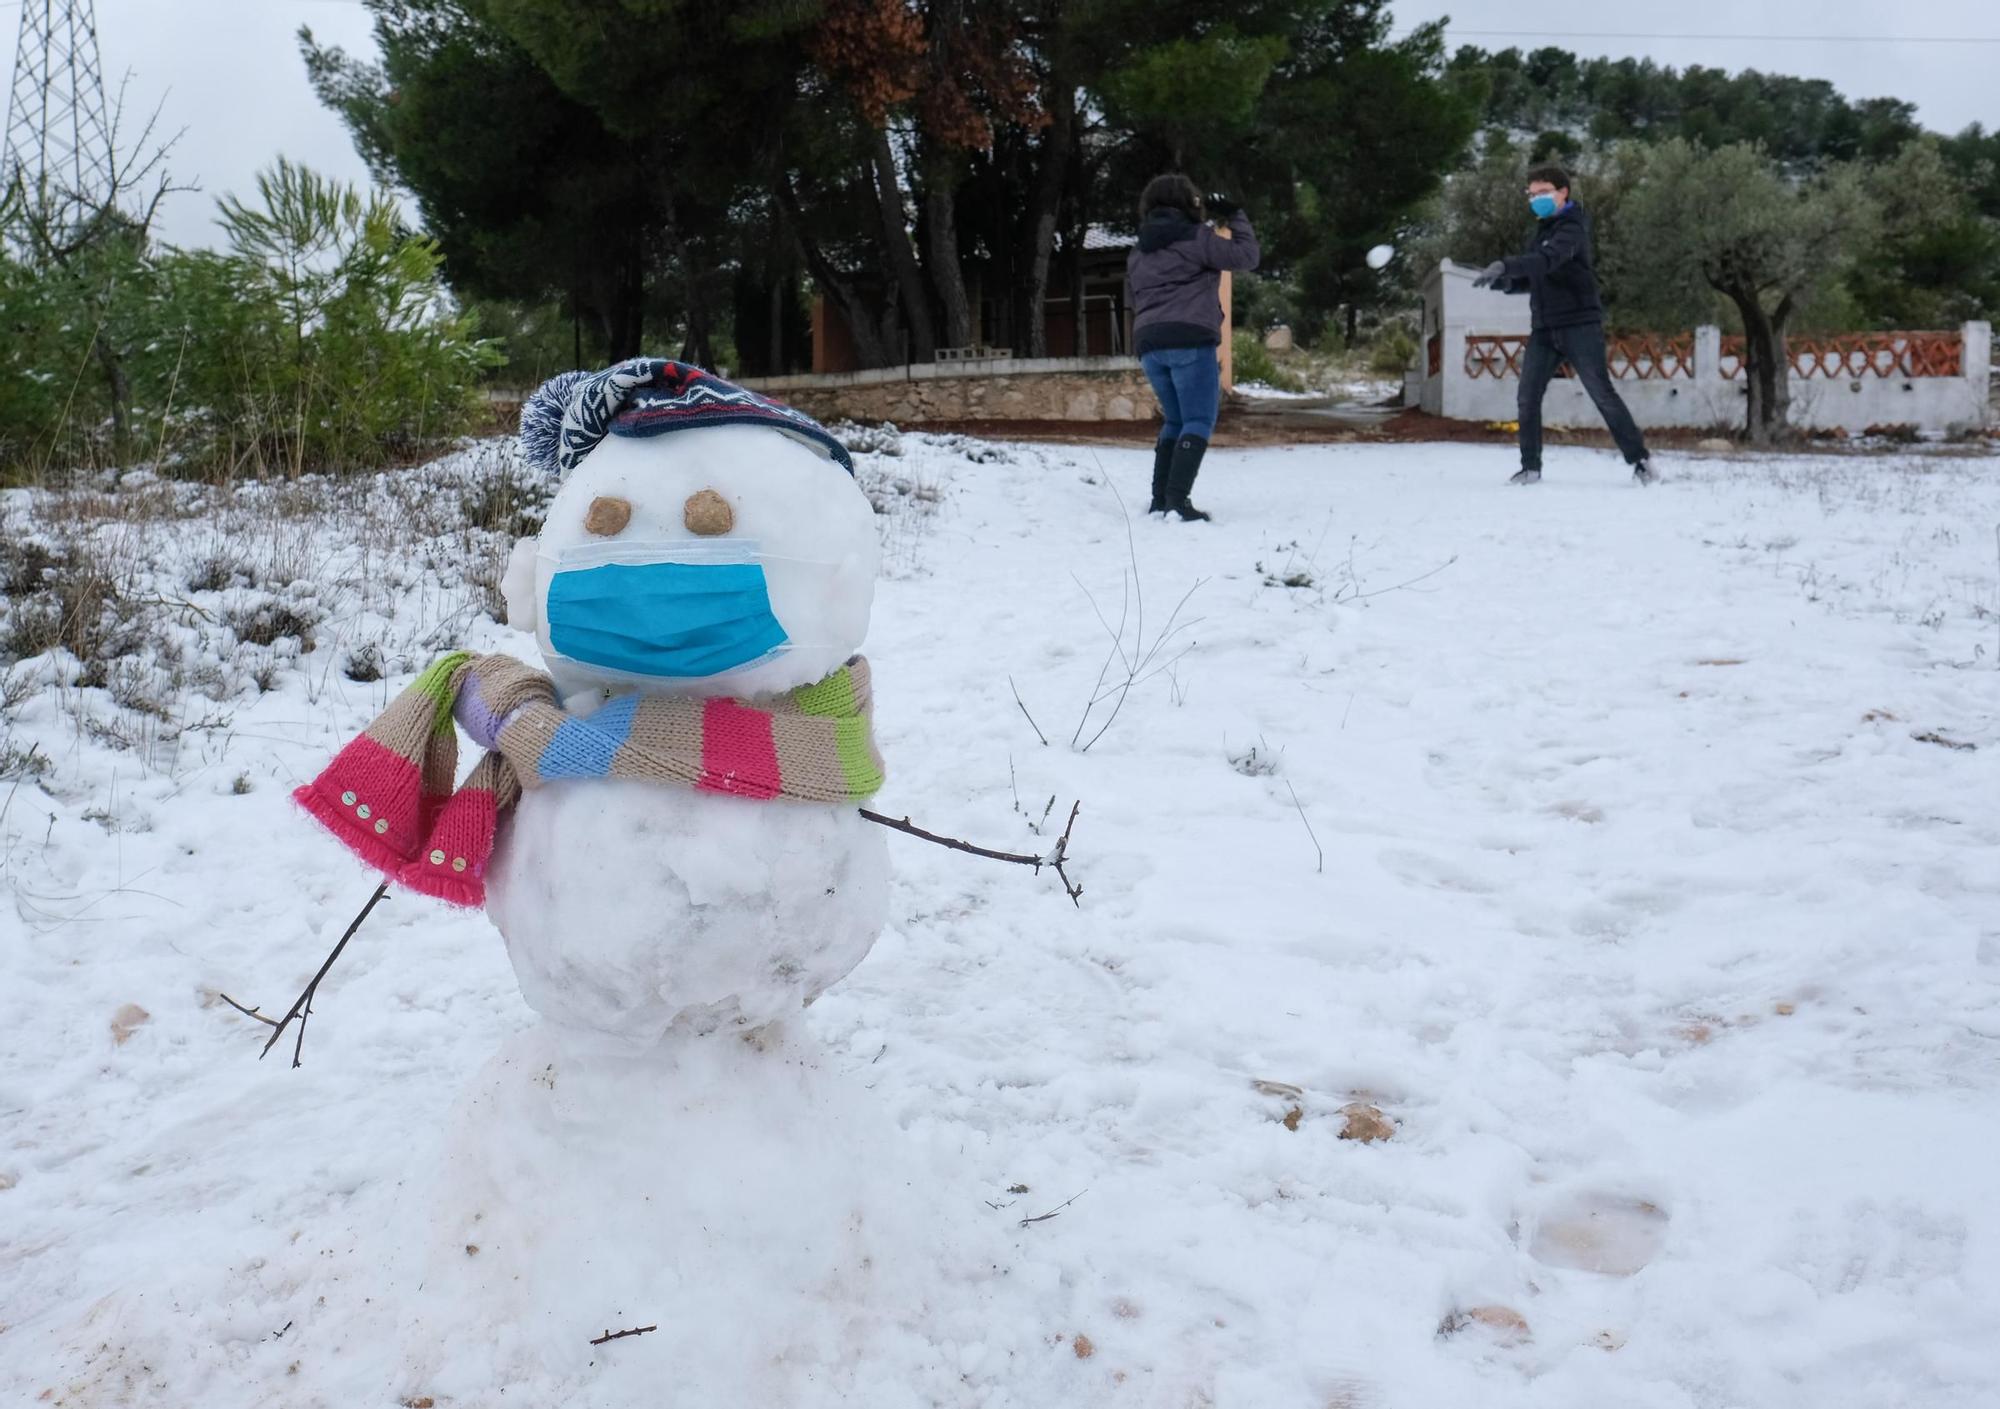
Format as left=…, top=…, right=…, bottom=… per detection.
left=1410, top=262, right=1992, bottom=435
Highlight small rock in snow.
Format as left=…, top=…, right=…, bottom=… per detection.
left=1338, top=1103, right=1394, bottom=1143
left=111, top=1004, right=150, bottom=1045
left=1439, top=1304, right=1531, bottom=1345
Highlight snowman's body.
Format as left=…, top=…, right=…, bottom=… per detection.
left=490, top=423, right=887, bottom=1042
left=487, top=783, right=887, bottom=1041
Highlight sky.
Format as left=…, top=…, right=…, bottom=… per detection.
left=1, top=0, right=1996, bottom=250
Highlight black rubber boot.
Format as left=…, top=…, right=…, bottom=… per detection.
left=1167, top=434, right=1212, bottom=522
left=1148, top=436, right=1174, bottom=514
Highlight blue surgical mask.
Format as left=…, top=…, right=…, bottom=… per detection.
left=543, top=539, right=792, bottom=681
left=1529, top=193, right=1560, bottom=218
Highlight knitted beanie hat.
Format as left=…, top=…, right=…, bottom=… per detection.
left=519, top=357, right=854, bottom=479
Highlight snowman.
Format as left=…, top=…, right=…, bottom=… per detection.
left=488, top=358, right=891, bottom=1042
left=290, top=361, right=1075, bottom=1402
left=295, top=358, right=891, bottom=1044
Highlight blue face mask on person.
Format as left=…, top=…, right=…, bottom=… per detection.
left=545, top=547, right=789, bottom=680
left=1529, top=192, right=1561, bottom=218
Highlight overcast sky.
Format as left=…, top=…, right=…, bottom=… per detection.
left=2, top=0, right=1996, bottom=249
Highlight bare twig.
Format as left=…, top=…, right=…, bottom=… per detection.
left=1020, top=1188, right=1087, bottom=1227
left=218, top=992, right=278, bottom=1027
left=1048, top=802, right=1083, bottom=906
left=1070, top=568, right=1205, bottom=754
left=859, top=803, right=1083, bottom=906
left=219, top=881, right=389, bottom=1068
left=1008, top=675, right=1048, bottom=746
left=1284, top=781, right=1323, bottom=874
left=590, top=1325, right=657, bottom=1346
left=1340, top=555, right=1459, bottom=603
left=861, top=809, right=1047, bottom=865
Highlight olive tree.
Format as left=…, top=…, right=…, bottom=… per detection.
left=1613, top=139, right=1876, bottom=442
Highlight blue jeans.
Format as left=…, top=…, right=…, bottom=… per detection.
left=1141, top=346, right=1221, bottom=441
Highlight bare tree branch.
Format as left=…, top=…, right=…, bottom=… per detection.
left=219, top=881, right=389, bottom=1068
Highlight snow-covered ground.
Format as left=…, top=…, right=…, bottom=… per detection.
left=4, top=434, right=2000, bottom=1407
left=1233, top=376, right=1402, bottom=404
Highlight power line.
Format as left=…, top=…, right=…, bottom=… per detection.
left=1426, top=28, right=2000, bottom=46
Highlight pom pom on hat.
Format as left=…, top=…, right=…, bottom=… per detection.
left=516, top=357, right=853, bottom=479
left=519, top=368, right=591, bottom=480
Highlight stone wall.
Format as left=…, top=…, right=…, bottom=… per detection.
left=741, top=356, right=1159, bottom=424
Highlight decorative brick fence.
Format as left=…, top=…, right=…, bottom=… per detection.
left=740, top=356, right=1159, bottom=425
left=1412, top=260, right=1992, bottom=435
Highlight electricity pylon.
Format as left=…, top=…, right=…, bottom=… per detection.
left=4, top=0, right=115, bottom=231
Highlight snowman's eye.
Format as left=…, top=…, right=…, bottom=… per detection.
left=683, top=489, right=734, bottom=536
left=583, top=496, right=632, bottom=537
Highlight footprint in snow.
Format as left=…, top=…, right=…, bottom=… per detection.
left=1527, top=1191, right=1669, bottom=1276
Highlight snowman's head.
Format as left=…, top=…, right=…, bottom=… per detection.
left=502, top=360, right=878, bottom=702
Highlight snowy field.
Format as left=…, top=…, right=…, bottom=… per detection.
left=4, top=433, right=2000, bottom=1407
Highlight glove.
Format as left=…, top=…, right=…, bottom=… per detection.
left=1206, top=193, right=1241, bottom=221
left=1471, top=260, right=1507, bottom=289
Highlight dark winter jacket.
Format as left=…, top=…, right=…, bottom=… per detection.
left=1127, top=207, right=1261, bottom=355
left=1497, top=201, right=1605, bottom=331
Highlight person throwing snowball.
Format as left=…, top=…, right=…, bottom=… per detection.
left=1473, top=165, right=1658, bottom=487
left=1128, top=174, right=1260, bottom=521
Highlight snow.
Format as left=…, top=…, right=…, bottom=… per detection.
left=5, top=434, right=2000, bottom=1407
left=490, top=781, right=889, bottom=1041
left=1232, top=379, right=1323, bottom=401
left=1233, top=376, right=1403, bottom=404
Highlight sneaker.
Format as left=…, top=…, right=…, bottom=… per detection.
left=1632, top=462, right=1660, bottom=486
left=1509, top=468, right=1542, bottom=485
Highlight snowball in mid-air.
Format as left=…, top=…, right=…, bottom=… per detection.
left=1365, top=243, right=1395, bottom=271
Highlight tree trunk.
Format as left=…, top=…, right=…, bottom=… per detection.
left=776, top=173, right=890, bottom=369
left=589, top=235, right=646, bottom=362
left=678, top=296, right=712, bottom=369
left=617, top=243, right=646, bottom=361
left=924, top=153, right=974, bottom=350
left=769, top=279, right=784, bottom=374
left=1068, top=218, right=1086, bottom=356
left=1024, top=87, right=1074, bottom=359
left=868, top=125, right=934, bottom=363
left=93, top=328, right=131, bottom=460
left=1730, top=288, right=1792, bottom=445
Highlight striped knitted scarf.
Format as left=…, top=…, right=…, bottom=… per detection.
left=294, top=652, right=884, bottom=908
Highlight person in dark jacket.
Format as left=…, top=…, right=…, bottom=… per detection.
left=1473, top=165, right=1658, bottom=486
left=1127, top=174, right=1260, bottom=520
